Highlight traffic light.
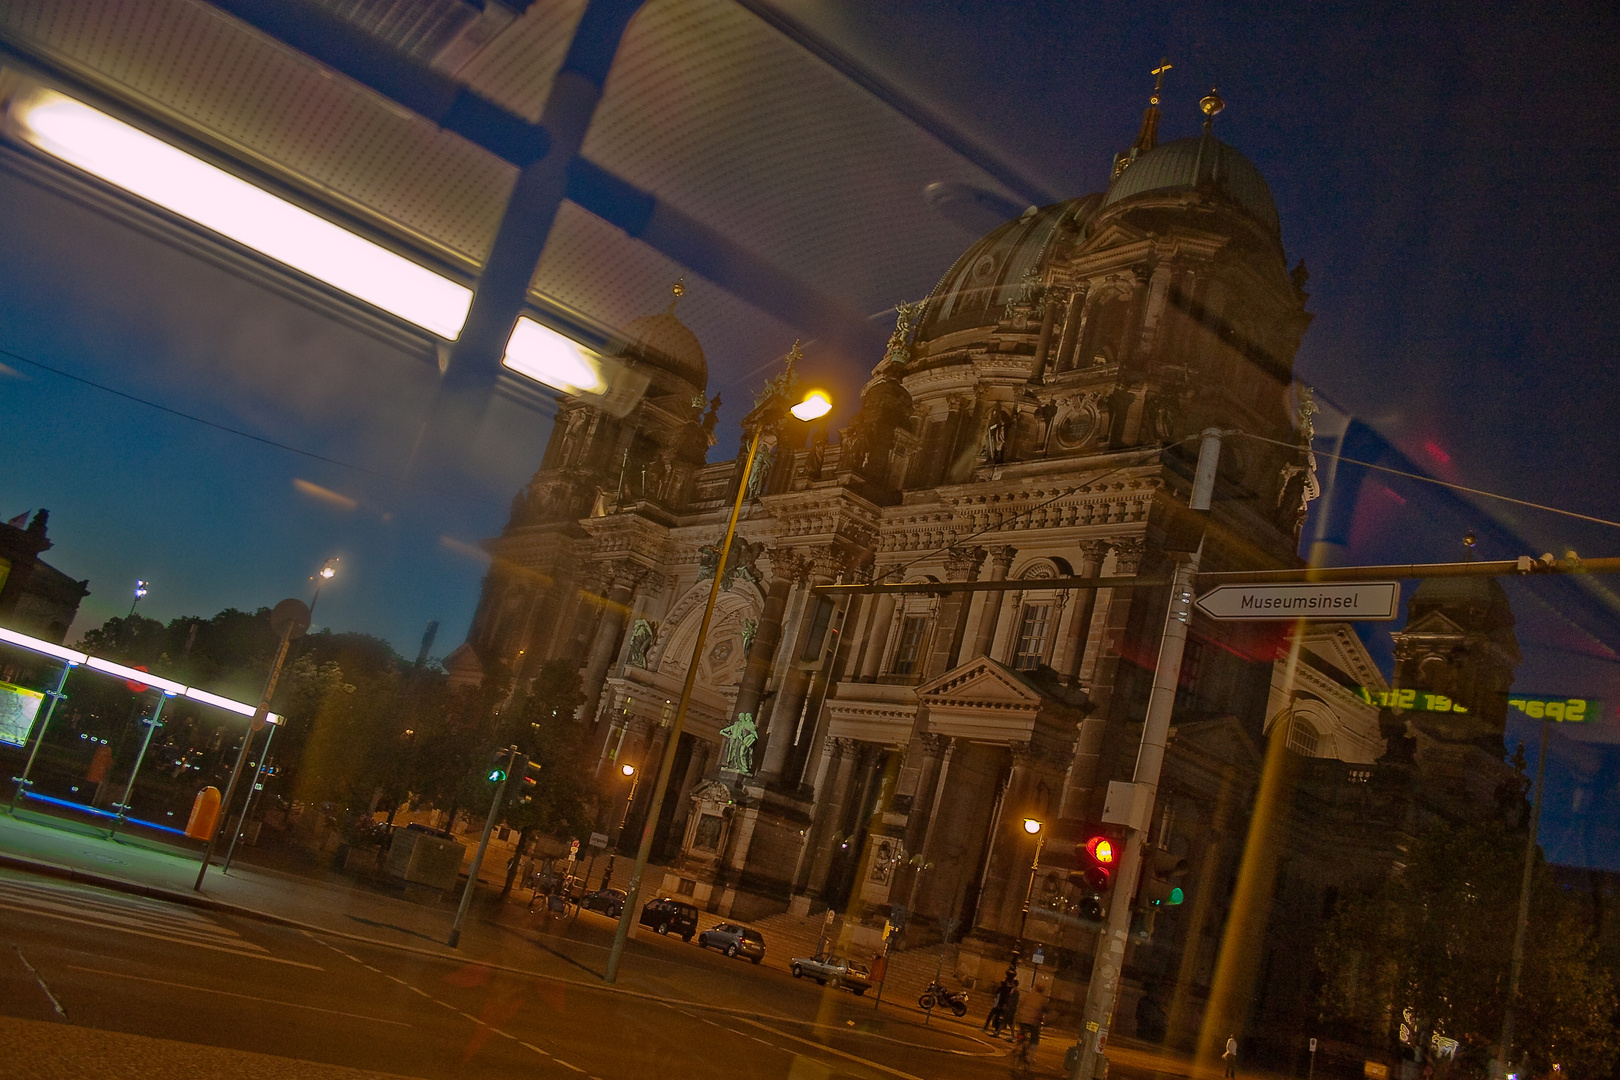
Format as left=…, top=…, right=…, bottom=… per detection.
left=1142, top=845, right=1189, bottom=907
left=486, top=747, right=513, bottom=784
left=512, top=754, right=542, bottom=805
left=1067, top=827, right=1120, bottom=927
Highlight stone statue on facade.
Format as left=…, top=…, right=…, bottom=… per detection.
left=718, top=712, right=758, bottom=774
left=627, top=618, right=656, bottom=668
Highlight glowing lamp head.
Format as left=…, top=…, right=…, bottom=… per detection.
left=621, top=764, right=636, bottom=777
left=1022, top=817, right=1043, bottom=835
left=133, top=580, right=148, bottom=599
left=319, top=561, right=338, bottom=580
left=1086, top=836, right=1116, bottom=864
left=790, top=390, right=832, bottom=422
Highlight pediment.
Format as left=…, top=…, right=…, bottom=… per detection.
left=1077, top=221, right=1149, bottom=252
left=1171, top=715, right=1265, bottom=774
left=689, top=778, right=735, bottom=806
left=917, top=657, right=1043, bottom=708
left=1400, top=610, right=1467, bottom=638
left=442, top=642, right=484, bottom=688
left=1299, top=623, right=1387, bottom=692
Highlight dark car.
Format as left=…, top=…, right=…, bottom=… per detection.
left=697, top=922, right=765, bottom=964
left=579, top=887, right=626, bottom=917
left=639, top=897, right=699, bottom=941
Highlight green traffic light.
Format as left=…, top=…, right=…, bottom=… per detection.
left=1168, top=886, right=1184, bottom=905
left=487, top=769, right=506, bottom=782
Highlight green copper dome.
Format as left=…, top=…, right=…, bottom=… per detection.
left=1102, top=135, right=1279, bottom=237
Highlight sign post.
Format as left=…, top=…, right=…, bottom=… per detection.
left=1194, top=582, right=1401, bottom=621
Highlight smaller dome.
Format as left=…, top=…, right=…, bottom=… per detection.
left=1102, top=135, right=1279, bottom=236
left=1412, top=575, right=1511, bottom=610
left=619, top=309, right=707, bottom=389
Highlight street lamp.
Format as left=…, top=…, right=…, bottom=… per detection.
left=601, top=763, right=639, bottom=890
left=605, top=379, right=833, bottom=982
left=308, top=559, right=339, bottom=620
left=128, top=579, right=148, bottom=618
left=1017, top=817, right=1045, bottom=953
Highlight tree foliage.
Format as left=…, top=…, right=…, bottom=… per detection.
left=1317, top=820, right=1618, bottom=1078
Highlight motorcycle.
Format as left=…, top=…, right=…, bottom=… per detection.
left=918, top=979, right=969, bottom=1017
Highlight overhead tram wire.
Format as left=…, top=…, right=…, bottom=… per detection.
left=0, top=344, right=503, bottom=509
left=1233, top=428, right=1620, bottom=532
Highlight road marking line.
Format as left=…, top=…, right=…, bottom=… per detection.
left=735, top=1017, right=926, bottom=1080
left=520, top=1041, right=551, bottom=1056
left=361, top=964, right=381, bottom=973
left=0, top=883, right=232, bottom=934
left=554, top=1060, right=584, bottom=1073
left=0, top=889, right=260, bottom=947
left=14, top=945, right=66, bottom=1019
left=0, top=901, right=320, bottom=969
left=410, top=987, right=431, bottom=997
left=65, top=966, right=410, bottom=1027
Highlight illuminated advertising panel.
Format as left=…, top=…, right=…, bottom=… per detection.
left=1506, top=694, right=1602, bottom=723
left=0, top=681, right=45, bottom=746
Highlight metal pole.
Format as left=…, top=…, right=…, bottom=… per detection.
left=109, top=691, right=168, bottom=835
left=196, top=621, right=295, bottom=891
left=449, top=745, right=516, bottom=948
left=604, top=420, right=767, bottom=982
left=222, top=720, right=278, bottom=873
left=1073, top=429, right=1222, bottom=1080
left=1495, top=717, right=1549, bottom=1076
left=9, top=660, right=74, bottom=813
left=1016, top=833, right=1046, bottom=953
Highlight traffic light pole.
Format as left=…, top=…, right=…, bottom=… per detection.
left=1071, top=429, right=1222, bottom=1080
left=449, top=745, right=517, bottom=948
left=1494, top=715, right=1549, bottom=1076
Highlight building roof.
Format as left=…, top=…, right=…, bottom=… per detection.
left=618, top=308, right=708, bottom=391
left=1102, top=134, right=1279, bottom=237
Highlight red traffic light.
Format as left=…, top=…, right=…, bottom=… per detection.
left=1085, top=836, right=1116, bottom=864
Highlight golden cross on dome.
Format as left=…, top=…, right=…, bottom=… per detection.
left=1150, top=58, right=1172, bottom=105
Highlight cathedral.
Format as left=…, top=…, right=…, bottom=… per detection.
left=448, top=86, right=1522, bottom=1055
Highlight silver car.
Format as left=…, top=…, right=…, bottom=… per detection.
left=788, top=952, right=872, bottom=994
left=696, top=922, right=765, bottom=963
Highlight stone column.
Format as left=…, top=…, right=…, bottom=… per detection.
left=1118, top=266, right=1153, bottom=370
left=1053, top=540, right=1111, bottom=683
left=1027, top=288, right=1063, bottom=384
left=856, top=590, right=898, bottom=681
left=1062, top=539, right=1144, bottom=818
left=805, top=738, right=859, bottom=898
left=978, top=744, right=1042, bottom=936
left=728, top=550, right=800, bottom=733
left=923, top=546, right=986, bottom=679
left=1052, top=283, right=1088, bottom=373
left=576, top=562, right=642, bottom=723
left=759, top=555, right=840, bottom=783
left=967, top=545, right=1017, bottom=661
left=897, top=733, right=948, bottom=899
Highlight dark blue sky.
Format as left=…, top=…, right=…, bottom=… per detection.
left=3, top=1, right=1618, bottom=862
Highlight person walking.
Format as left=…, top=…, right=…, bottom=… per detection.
left=1224, top=1034, right=1239, bottom=1077
left=999, top=982, right=1020, bottom=1040
left=983, top=977, right=1010, bottom=1034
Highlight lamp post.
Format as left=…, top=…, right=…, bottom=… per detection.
left=602, top=763, right=638, bottom=889
left=1016, top=817, right=1045, bottom=953
left=604, top=381, right=832, bottom=983
left=128, top=579, right=148, bottom=618
left=309, top=559, right=338, bottom=620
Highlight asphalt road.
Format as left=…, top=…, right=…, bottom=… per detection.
left=0, top=868, right=1032, bottom=1080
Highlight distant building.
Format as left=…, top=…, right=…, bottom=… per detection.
left=0, top=509, right=88, bottom=644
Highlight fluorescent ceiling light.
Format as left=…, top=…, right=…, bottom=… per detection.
left=502, top=316, right=607, bottom=395
left=11, top=90, right=472, bottom=339
left=85, top=656, right=187, bottom=695
left=183, top=687, right=254, bottom=716
left=0, top=626, right=87, bottom=665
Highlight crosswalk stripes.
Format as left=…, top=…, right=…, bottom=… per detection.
left=0, top=872, right=319, bottom=967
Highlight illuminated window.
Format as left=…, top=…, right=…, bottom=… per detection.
left=1013, top=604, right=1052, bottom=670
left=891, top=616, right=930, bottom=675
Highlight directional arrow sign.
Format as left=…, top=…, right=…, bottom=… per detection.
left=1195, top=581, right=1401, bottom=621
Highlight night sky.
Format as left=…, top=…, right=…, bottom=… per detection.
left=2, top=1, right=1617, bottom=864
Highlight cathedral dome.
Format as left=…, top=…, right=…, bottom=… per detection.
left=914, top=196, right=1100, bottom=341
left=619, top=308, right=707, bottom=389
left=1102, top=135, right=1279, bottom=237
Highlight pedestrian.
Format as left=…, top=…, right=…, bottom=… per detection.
left=1014, top=984, right=1047, bottom=1046
left=1000, top=982, right=1020, bottom=1039
left=1224, top=1034, right=1239, bottom=1078
left=983, top=978, right=1009, bottom=1034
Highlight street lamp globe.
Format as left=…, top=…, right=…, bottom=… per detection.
left=621, top=764, right=636, bottom=777
left=1023, top=817, right=1043, bottom=835
left=319, top=559, right=338, bottom=580
left=790, top=389, right=832, bottom=421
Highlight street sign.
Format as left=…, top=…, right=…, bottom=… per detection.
left=1195, top=582, right=1401, bottom=621
left=588, top=832, right=609, bottom=849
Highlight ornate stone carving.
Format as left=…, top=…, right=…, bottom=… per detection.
left=1078, top=539, right=1112, bottom=569
left=986, top=545, right=1017, bottom=575
left=1111, top=537, right=1146, bottom=575
left=943, top=545, right=988, bottom=582
left=697, top=535, right=765, bottom=590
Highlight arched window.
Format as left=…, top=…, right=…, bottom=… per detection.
left=1081, top=293, right=1132, bottom=366
left=1286, top=718, right=1321, bottom=757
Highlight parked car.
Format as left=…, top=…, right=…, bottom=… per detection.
left=697, top=922, right=765, bottom=963
left=579, top=887, right=626, bottom=917
left=789, top=952, right=872, bottom=994
left=639, top=897, right=699, bottom=941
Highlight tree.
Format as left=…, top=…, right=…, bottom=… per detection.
left=495, top=660, right=596, bottom=896
left=1317, top=820, right=1618, bottom=1078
